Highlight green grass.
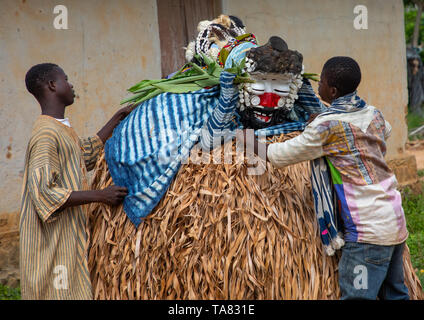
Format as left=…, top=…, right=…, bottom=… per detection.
left=0, top=284, right=21, bottom=300
left=407, top=112, right=424, bottom=130
left=402, top=182, right=424, bottom=287
left=407, top=112, right=424, bottom=140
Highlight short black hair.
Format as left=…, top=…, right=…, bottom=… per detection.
left=25, top=63, right=60, bottom=96
left=322, top=56, right=361, bottom=96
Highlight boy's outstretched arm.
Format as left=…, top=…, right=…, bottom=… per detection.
left=78, top=104, right=134, bottom=172
left=97, top=104, right=134, bottom=143
left=244, top=123, right=328, bottom=168
left=55, top=186, right=128, bottom=213
left=27, top=132, right=128, bottom=223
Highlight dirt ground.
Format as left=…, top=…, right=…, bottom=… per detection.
left=406, top=140, right=424, bottom=171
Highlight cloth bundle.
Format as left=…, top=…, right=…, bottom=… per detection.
left=311, top=157, right=345, bottom=256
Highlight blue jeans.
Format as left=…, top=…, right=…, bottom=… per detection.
left=338, top=241, right=409, bottom=300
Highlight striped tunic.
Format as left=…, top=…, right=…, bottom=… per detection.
left=19, top=115, right=103, bottom=299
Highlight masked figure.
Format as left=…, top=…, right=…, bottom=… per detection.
left=88, top=14, right=424, bottom=301
left=104, top=15, right=324, bottom=226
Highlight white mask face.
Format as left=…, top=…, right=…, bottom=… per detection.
left=250, top=73, right=292, bottom=97
left=238, top=71, right=304, bottom=126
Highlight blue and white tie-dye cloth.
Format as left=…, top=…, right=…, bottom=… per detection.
left=105, top=74, right=325, bottom=227
left=105, top=72, right=237, bottom=227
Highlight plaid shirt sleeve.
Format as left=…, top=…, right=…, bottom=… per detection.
left=267, top=123, right=327, bottom=168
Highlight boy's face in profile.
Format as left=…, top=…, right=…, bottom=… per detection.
left=318, top=70, right=337, bottom=105
left=53, top=67, right=75, bottom=107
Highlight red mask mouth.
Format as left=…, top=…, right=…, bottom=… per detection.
left=252, top=92, right=282, bottom=123
left=259, top=92, right=281, bottom=108
left=254, top=112, right=272, bottom=123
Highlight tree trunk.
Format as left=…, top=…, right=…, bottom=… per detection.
left=412, top=2, right=423, bottom=47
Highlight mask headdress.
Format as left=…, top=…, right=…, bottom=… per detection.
left=186, top=17, right=305, bottom=130
left=228, top=15, right=246, bottom=38
left=185, top=14, right=247, bottom=64
left=239, top=36, right=305, bottom=129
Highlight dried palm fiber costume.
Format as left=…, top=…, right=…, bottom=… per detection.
left=88, top=15, right=424, bottom=299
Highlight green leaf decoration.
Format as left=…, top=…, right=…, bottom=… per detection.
left=122, top=54, right=256, bottom=105
left=200, top=53, right=214, bottom=67
left=152, top=83, right=202, bottom=93
left=194, top=78, right=220, bottom=87
left=302, top=72, right=320, bottom=82
left=239, top=57, right=246, bottom=72
left=128, top=79, right=162, bottom=92
left=212, top=67, right=223, bottom=78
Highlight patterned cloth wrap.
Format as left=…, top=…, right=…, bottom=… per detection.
left=311, top=158, right=345, bottom=256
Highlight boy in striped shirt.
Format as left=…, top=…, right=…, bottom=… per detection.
left=20, top=63, right=130, bottom=299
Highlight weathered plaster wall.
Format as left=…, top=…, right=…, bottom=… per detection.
left=0, top=0, right=161, bottom=286
left=223, top=0, right=408, bottom=160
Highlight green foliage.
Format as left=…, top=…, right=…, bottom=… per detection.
left=402, top=183, right=424, bottom=286
left=404, top=10, right=424, bottom=45
left=407, top=112, right=424, bottom=129
left=404, top=1, right=424, bottom=46
left=122, top=53, right=320, bottom=106
left=0, top=284, right=21, bottom=300
left=407, top=112, right=424, bottom=140
left=303, top=73, right=320, bottom=82
left=120, top=54, right=254, bottom=106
